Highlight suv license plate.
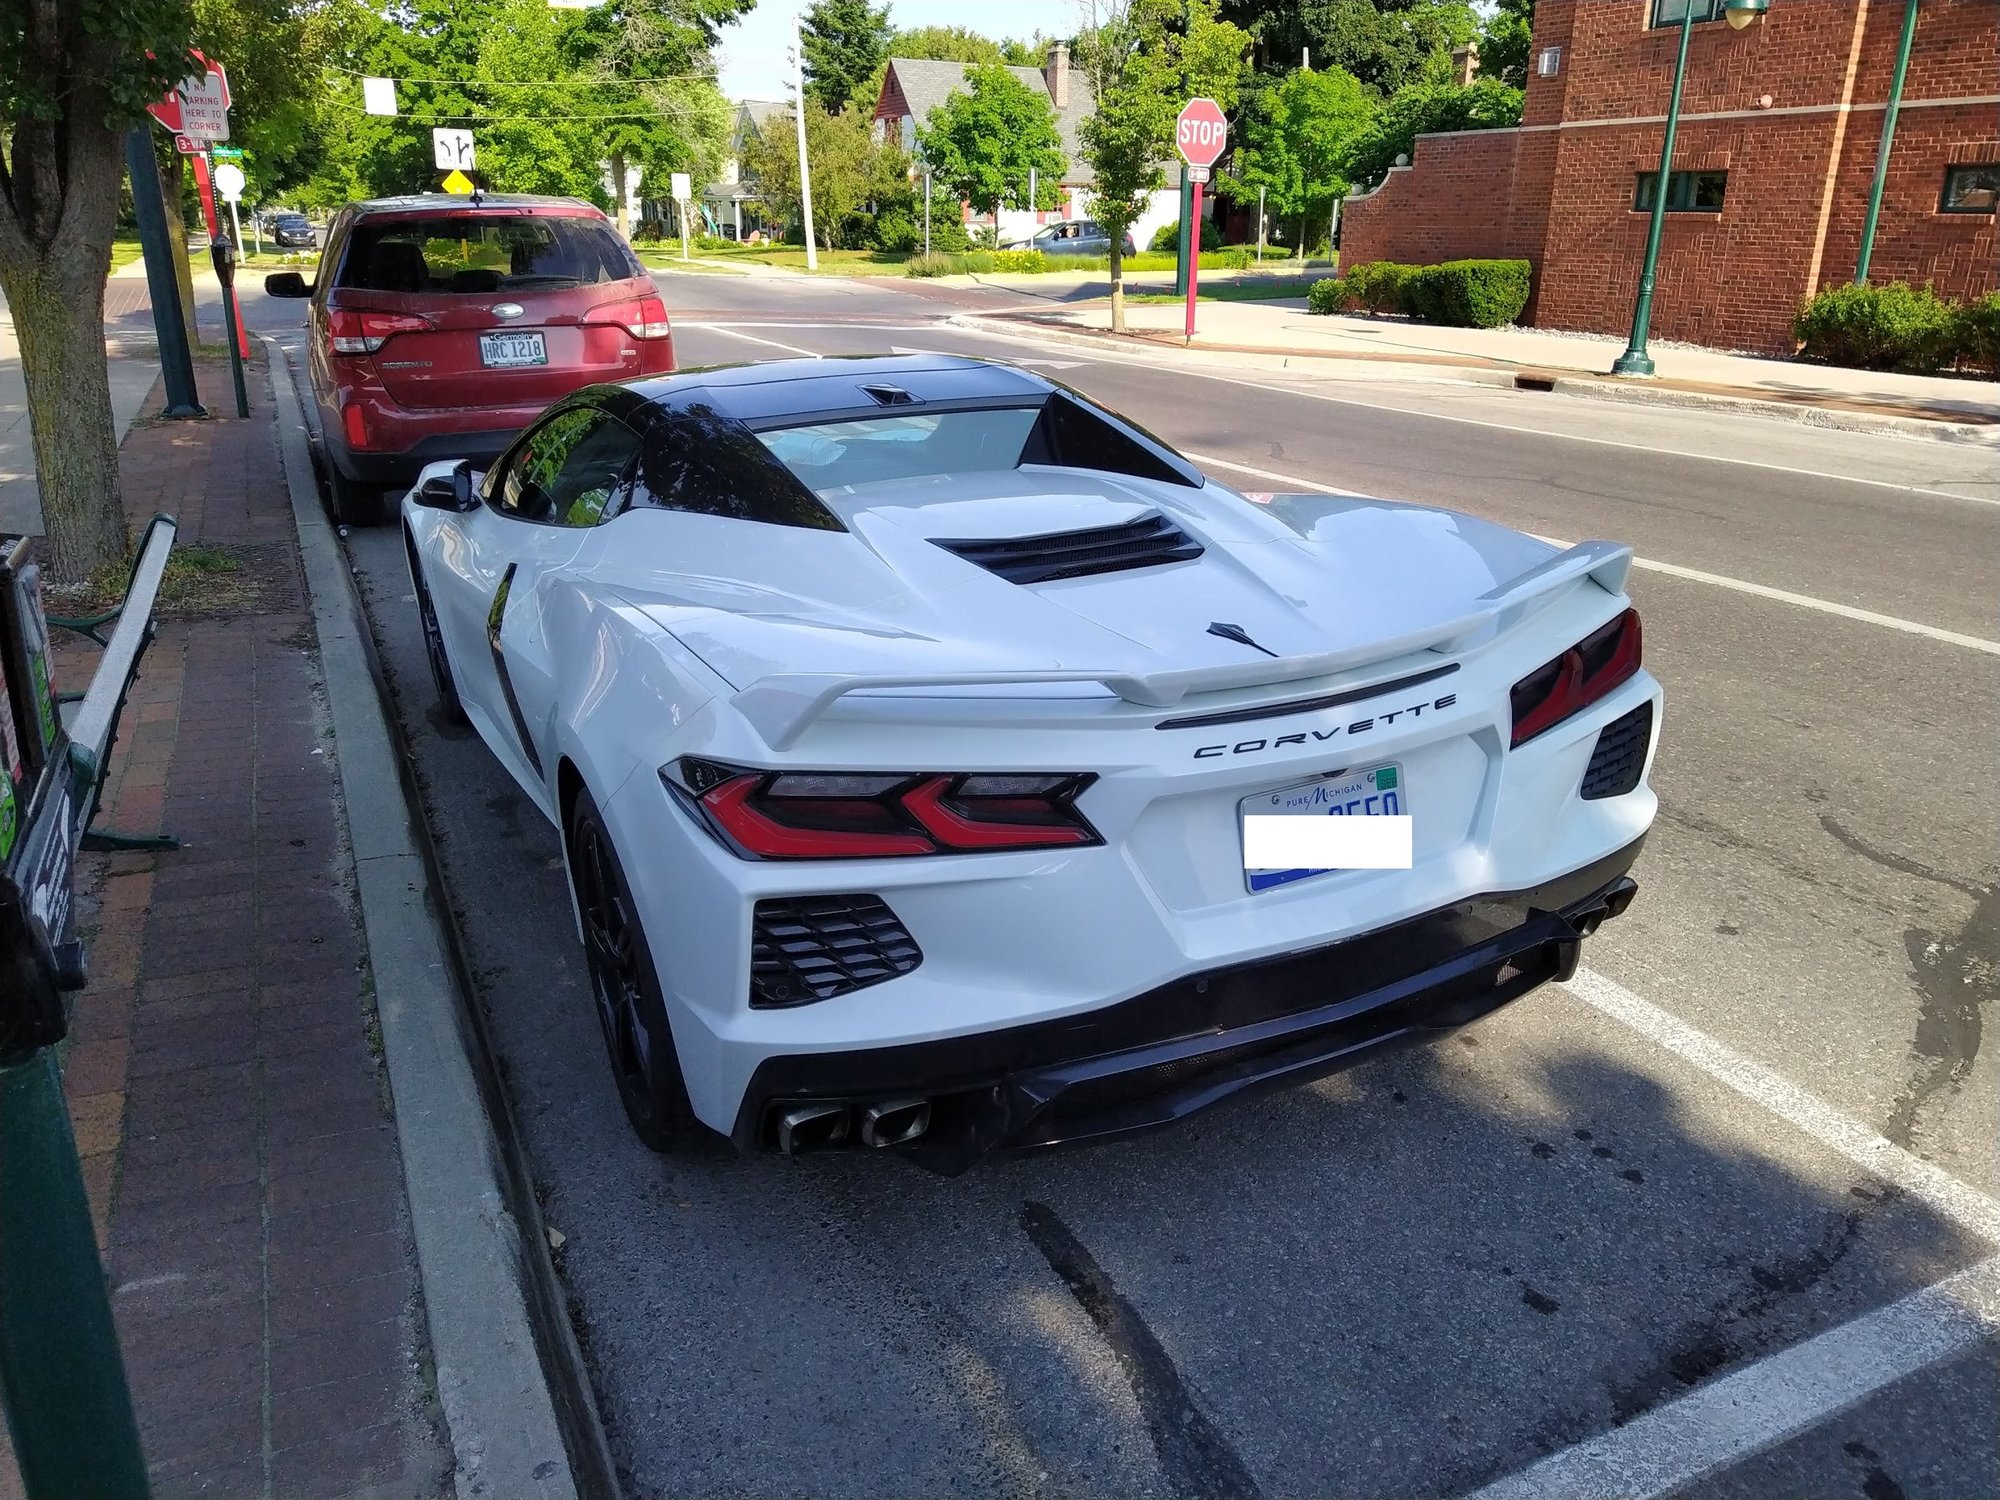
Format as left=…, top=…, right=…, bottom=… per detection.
left=480, top=331, right=546, bottom=368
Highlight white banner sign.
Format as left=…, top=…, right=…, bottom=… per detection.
left=670, top=172, right=692, bottom=201
left=362, top=76, right=397, bottom=116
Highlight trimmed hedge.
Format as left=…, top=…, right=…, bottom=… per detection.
left=1150, top=218, right=1226, bottom=253
left=1792, top=282, right=1963, bottom=371
left=1961, top=291, right=2000, bottom=376
left=1306, top=277, right=1345, bottom=315
left=1314, top=259, right=1532, bottom=327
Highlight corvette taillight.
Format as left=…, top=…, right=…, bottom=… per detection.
left=1510, top=609, right=1642, bottom=748
left=329, top=308, right=432, bottom=355
left=582, top=294, right=673, bottom=340
left=672, top=763, right=1099, bottom=859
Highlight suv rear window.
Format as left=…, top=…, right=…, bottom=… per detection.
left=336, top=213, right=643, bottom=295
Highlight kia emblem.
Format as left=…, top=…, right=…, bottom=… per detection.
left=493, top=303, right=524, bottom=319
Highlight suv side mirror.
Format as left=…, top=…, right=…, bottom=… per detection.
left=264, top=271, right=312, bottom=298
left=415, top=461, right=477, bottom=512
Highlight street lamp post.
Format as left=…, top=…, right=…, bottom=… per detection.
left=1613, top=0, right=1768, bottom=377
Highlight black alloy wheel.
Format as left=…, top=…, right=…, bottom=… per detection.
left=567, top=789, right=705, bottom=1152
left=410, top=554, right=468, bottom=725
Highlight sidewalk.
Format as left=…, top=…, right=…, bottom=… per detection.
left=0, top=354, right=452, bottom=1499
left=983, top=296, right=2000, bottom=435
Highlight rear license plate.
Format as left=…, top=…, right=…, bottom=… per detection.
left=1243, top=764, right=1405, bottom=893
left=479, top=331, right=546, bottom=368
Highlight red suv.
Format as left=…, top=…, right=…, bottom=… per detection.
left=266, top=194, right=675, bottom=524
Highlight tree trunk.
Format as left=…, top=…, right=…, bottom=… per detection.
left=1109, top=241, right=1126, bottom=334
left=0, top=251, right=128, bottom=580
left=609, top=151, right=631, bottom=240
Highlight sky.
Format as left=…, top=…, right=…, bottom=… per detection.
left=714, top=0, right=1090, bottom=102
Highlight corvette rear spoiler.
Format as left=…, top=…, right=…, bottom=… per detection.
left=732, top=540, right=1633, bottom=749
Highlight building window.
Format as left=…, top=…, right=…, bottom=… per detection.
left=1939, top=164, right=1999, bottom=214
left=1537, top=46, right=1563, bottom=77
left=1650, top=0, right=1727, bottom=25
left=1634, top=169, right=1728, bottom=212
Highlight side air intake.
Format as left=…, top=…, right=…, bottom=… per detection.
left=933, top=512, right=1203, bottom=585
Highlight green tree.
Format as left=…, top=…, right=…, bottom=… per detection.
left=1076, top=0, right=1248, bottom=330
left=917, top=62, right=1066, bottom=239
left=740, top=103, right=903, bottom=249
left=888, top=25, right=1010, bottom=65
left=1228, top=65, right=1372, bottom=259
left=1219, top=0, right=1477, bottom=94
left=1336, top=74, right=1521, bottom=190
left=801, top=0, right=891, bottom=114
left=0, top=0, right=191, bottom=578
left=1476, top=0, right=1534, bottom=88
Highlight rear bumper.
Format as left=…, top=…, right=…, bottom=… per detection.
left=730, top=836, right=1645, bottom=1173
left=326, top=422, right=531, bottom=486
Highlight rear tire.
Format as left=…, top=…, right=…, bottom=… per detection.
left=566, top=788, right=707, bottom=1153
left=327, top=463, right=391, bottom=527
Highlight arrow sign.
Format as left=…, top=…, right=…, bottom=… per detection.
left=433, top=128, right=475, bottom=170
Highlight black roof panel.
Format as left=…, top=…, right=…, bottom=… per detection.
left=622, top=354, right=1052, bottom=424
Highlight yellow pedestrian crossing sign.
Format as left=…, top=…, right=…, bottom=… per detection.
left=442, top=169, right=474, bottom=195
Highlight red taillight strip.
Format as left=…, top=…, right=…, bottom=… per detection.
left=700, top=776, right=934, bottom=858
left=901, top=777, right=1094, bottom=850
left=1510, top=609, right=1643, bottom=748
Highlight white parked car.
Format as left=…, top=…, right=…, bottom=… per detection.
left=401, top=356, right=1661, bottom=1172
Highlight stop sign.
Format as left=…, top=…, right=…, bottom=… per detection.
left=1175, top=98, right=1228, bottom=169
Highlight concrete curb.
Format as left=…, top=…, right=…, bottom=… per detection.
left=950, top=312, right=2000, bottom=445
left=263, top=344, right=613, bottom=1500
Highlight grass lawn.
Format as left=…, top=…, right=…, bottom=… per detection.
left=109, top=237, right=146, bottom=272
left=644, top=243, right=913, bottom=276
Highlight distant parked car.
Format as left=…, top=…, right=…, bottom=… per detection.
left=1003, top=220, right=1137, bottom=257
left=269, top=212, right=318, bottom=250
left=264, top=192, right=676, bottom=525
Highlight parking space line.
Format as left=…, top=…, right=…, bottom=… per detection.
left=1465, top=1255, right=2000, bottom=1500
left=1187, top=451, right=2000, bottom=656
left=1566, top=968, right=2000, bottom=1244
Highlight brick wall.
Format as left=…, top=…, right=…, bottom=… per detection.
left=1337, top=0, right=1999, bottom=355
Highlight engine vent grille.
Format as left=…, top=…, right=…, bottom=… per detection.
left=750, top=895, right=923, bottom=1009
left=1581, top=701, right=1652, bottom=801
left=933, top=512, right=1204, bottom=585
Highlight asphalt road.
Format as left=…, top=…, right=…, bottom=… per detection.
left=262, top=267, right=1998, bottom=1500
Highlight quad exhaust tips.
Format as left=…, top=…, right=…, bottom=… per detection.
left=773, top=1098, right=933, bottom=1153
left=861, top=1098, right=931, bottom=1148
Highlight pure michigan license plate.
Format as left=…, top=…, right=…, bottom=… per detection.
left=1243, top=764, right=1405, bottom=893
left=479, top=331, right=547, bottom=368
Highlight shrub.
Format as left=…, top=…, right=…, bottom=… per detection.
left=1342, top=261, right=1414, bottom=315
left=631, top=220, right=665, bottom=244
left=1150, top=218, right=1225, bottom=253
left=904, top=253, right=960, bottom=278
left=923, top=215, right=971, bottom=253
left=869, top=208, right=921, bottom=253
left=967, top=223, right=1000, bottom=249
left=1306, top=277, right=1345, bottom=315
left=1203, top=247, right=1253, bottom=271
left=1953, top=291, right=2000, bottom=375
left=1402, top=259, right=1533, bottom=328
left=960, top=250, right=996, bottom=273
left=1793, top=282, right=1963, bottom=372
left=988, top=248, right=1048, bottom=273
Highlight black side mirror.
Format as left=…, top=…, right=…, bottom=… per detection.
left=415, top=461, right=477, bottom=512
left=264, top=271, right=312, bottom=298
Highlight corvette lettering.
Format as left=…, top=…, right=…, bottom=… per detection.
left=1193, top=694, right=1458, bottom=758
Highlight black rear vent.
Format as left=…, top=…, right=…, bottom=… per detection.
left=1581, top=701, right=1652, bottom=800
left=934, top=511, right=1204, bottom=585
left=750, top=895, right=922, bottom=1009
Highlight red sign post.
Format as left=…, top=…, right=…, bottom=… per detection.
left=1175, top=98, right=1228, bottom=341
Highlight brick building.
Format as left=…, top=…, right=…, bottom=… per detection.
left=1339, top=0, right=1998, bottom=353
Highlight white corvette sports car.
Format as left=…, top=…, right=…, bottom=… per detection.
left=402, top=355, right=1661, bottom=1172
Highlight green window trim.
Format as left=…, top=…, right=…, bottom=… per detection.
left=1634, top=169, right=1728, bottom=213
left=1939, top=164, right=1999, bottom=215
left=1649, top=0, right=1728, bottom=25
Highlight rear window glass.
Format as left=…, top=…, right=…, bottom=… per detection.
left=756, top=409, right=1041, bottom=492
left=336, top=214, right=643, bottom=295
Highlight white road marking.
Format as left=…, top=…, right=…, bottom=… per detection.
left=1565, top=967, right=2000, bottom=1244
left=890, top=343, right=1090, bottom=369
left=1464, top=1255, right=2000, bottom=1500
left=681, top=321, right=936, bottom=333
left=950, top=320, right=2000, bottom=509
left=679, top=326, right=824, bottom=358
left=1187, top=450, right=2000, bottom=655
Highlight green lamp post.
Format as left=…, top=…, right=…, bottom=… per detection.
left=1613, top=0, right=1770, bottom=377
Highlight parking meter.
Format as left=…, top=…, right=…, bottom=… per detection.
left=209, top=233, right=251, bottom=417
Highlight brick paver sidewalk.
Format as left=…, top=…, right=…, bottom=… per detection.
left=4, top=356, right=451, bottom=1499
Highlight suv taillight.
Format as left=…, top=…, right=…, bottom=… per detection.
left=329, top=309, right=432, bottom=355
left=582, top=294, right=672, bottom=340
left=668, top=763, right=1099, bottom=859
left=1510, top=609, right=1643, bottom=748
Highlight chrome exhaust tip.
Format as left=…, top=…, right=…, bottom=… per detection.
left=777, top=1103, right=851, bottom=1154
left=860, top=1098, right=932, bottom=1148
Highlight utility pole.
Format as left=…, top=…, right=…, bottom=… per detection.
left=1856, top=0, right=1920, bottom=283
left=792, top=13, right=819, bottom=271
